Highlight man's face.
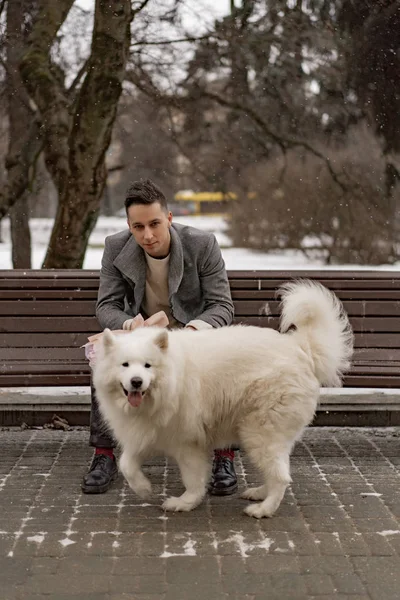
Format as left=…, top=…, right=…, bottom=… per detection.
left=127, top=202, right=173, bottom=258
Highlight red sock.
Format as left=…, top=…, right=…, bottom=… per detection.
left=95, top=447, right=114, bottom=459
left=215, top=449, right=234, bottom=460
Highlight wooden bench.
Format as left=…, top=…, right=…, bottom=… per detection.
left=1, top=269, right=400, bottom=390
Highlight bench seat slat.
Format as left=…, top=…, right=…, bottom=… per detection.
left=2, top=373, right=397, bottom=388
left=231, top=290, right=400, bottom=300
left=0, top=269, right=99, bottom=277
left=2, top=278, right=399, bottom=291
left=1, top=360, right=397, bottom=375
left=232, top=300, right=400, bottom=316
left=227, top=270, right=400, bottom=280
left=0, top=333, right=89, bottom=347
left=344, top=375, right=400, bottom=387
left=0, top=279, right=99, bottom=289
left=0, top=362, right=90, bottom=374
left=1, top=374, right=398, bottom=387
left=0, top=317, right=99, bottom=332
left=1, top=332, right=400, bottom=349
left=0, top=374, right=91, bottom=386
left=2, top=289, right=399, bottom=300
left=229, top=280, right=400, bottom=291
left=2, top=348, right=400, bottom=364
left=353, top=349, right=400, bottom=361
left=2, top=269, right=398, bottom=278
left=353, top=333, right=400, bottom=348
left=0, top=315, right=397, bottom=333
left=0, top=290, right=97, bottom=299
left=0, top=301, right=96, bottom=316
left=0, top=348, right=86, bottom=360
left=233, top=316, right=400, bottom=332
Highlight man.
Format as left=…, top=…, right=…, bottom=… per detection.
left=82, top=179, right=237, bottom=496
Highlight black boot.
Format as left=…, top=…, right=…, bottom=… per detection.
left=81, top=454, right=118, bottom=494
left=209, top=451, right=238, bottom=496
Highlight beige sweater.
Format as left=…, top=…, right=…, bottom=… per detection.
left=123, top=252, right=212, bottom=331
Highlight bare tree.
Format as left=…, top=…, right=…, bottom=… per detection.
left=18, top=0, right=134, bottom=268
left=1, top=0, right=43, bottom=267
left=339, top=0, right=400, bottom=200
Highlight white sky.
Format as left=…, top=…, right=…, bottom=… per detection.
left=75, top=0, right=232, bottom=31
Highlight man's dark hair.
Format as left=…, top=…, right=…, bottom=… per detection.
left=124, top=179, right=168, bottom=213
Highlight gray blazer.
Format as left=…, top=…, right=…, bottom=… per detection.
left=96, top=222, right=234, bottom=330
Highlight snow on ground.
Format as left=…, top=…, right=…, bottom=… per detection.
left=1, top=386, right=399, bottom=397
left=1, top=215, right=399, bottom=271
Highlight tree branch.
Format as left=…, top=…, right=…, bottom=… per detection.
left=68, top=57, right=89, bottom=96
left=125, top=66, right=191, bottom=109
left=202, top=90, right=348, bottom=193
left=0, top=0, right=6, bottom=18
left=132, top=0, right=151, bottom=18
left=131, top=34, right=211, bottom=47
left=0, top=55, right=36, bottom=113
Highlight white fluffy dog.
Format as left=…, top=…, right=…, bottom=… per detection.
left=93, top=280, right=353, bottom=518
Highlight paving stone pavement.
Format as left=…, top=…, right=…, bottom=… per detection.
left=1, top=427, right=400, bottom=600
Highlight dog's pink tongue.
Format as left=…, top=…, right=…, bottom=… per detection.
left=128, top=391, right=143, bottom=407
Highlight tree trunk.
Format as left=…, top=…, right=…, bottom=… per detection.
left=20, top=0, right=132, bottom=268
left=340, top=1, right=400, bottom=154
left=6, top=0, right=36, bottom=268
left=10, top=195, right=32, bottom=268
left=44, top=0, right=132, bottom=268
left=0, top=0, right=42, bottom=226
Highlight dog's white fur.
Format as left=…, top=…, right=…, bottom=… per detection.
left=93, top=280, right=353, bottom=518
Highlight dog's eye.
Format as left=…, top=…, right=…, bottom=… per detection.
left=122, top=362, right=129, bottom=367
left=144, top=363, right=151, bottom=369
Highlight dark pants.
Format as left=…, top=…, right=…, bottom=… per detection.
left=89, top=378, right=116, bottom=448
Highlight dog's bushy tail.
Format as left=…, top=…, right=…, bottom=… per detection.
left=279, top=280, right=354, bottom=387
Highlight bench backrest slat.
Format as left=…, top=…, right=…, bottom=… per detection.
left=0, top=331, right=399, bottom=349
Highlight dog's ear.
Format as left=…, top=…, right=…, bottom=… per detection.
left=102, top=328, right=116, bottom=351
left=154, top=329, right=168, bottom=351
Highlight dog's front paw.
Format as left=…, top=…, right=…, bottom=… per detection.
left=241, top=486, right=267, bottom=501
left=162, top=496, right=196, bottom=512
left=128, top=478, right=152, bottom=499
left=244, top=502, right=275, bottom=519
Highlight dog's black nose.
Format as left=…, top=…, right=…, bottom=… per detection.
left=130, top=377, right=143, bottom=389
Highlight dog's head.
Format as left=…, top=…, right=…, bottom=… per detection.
left=97, top=328, right=168, bottom=408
